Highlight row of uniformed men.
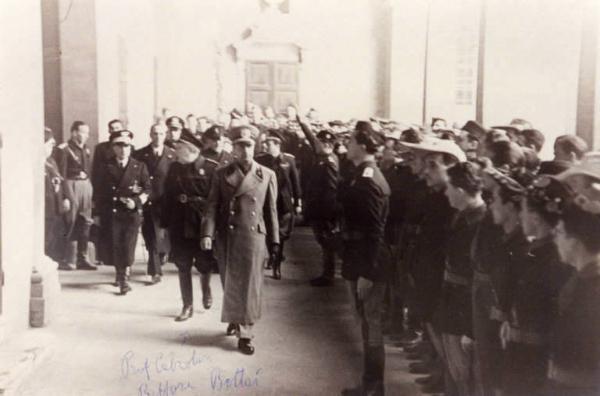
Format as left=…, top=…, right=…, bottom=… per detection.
left=351, top=119, right=599, bottom=396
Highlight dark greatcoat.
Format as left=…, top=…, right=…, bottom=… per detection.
left=255, top=152, right=301, bottom=239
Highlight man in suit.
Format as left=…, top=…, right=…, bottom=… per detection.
left=200, top=125, right=279, bottom=355
left=134, top=124, right=176, bottom=284
left=94, top=130, right=150, bottom=295
left=255, top=129, right=301, bottom=279
left=54, top=121, right=96, bottom=271
left=163, top=140, right=219, bottom=321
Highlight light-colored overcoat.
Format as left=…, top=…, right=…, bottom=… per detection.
left=201, top=160, right=279, bottom=324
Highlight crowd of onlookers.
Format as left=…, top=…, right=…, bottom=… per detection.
left=44, top=103, right=600, bottom=395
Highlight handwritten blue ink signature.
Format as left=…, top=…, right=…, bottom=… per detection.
left=137, top=380, right=194, bottom=396
left=210, top=367, right=262, bottom=391
left=121, top=350, right=210, bottom=381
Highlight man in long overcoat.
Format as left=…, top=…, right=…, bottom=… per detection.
left=201, top=125, right=279, bottom=355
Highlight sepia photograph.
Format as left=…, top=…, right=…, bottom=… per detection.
left=0, top=0, right=599, bottom=395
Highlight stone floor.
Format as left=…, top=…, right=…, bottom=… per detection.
left=16, top=227, right=422, bottom=396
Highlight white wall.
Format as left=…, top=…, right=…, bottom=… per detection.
left=154, top=0, right=385, bottom=121
left=96, top=0, right=157, bottom=148
left=483, top=0, right=582, bottom=158
left=0, top=0, right=45, bottom=338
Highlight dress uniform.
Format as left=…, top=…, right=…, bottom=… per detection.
left=134, top=143, right=176, bottom=282
left=201, top=125, right=233, bottom=168
left=201, top=126, right=279, bottom=355
left=94, top=131, right=150, bottom=294
left=297, top=120, right=340, bottom=286
left=255, top=130, right=302, bottom=279
left=54, top=129, right=96, bottom=270
left=339, top=124, right=390, bottom=396
left=163, top=141, right=219, bottom=320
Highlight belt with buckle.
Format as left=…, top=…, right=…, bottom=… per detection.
left=68, top=171, right=88, bottom=180
left=178, top=194, right=204, bottom=204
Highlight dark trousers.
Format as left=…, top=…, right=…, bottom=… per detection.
left=502, top=342, right=547, bottom=396
left=349, top=280, right=386, bottom=390
left=106, top=214, right=141, bottom=283
left=141, top=212, right=167, bottom=276
left=172, top=242, right=217, bottom=306
left=472, top=279, right=503, bottom=396
left=312, top=219, right=338, bottom=279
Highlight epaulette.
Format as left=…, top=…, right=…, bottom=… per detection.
left=362, top=167, right=374, bottom=178
left=57, top=142, right=68, bottom=149
left=205, top=158, right=219, bottom=166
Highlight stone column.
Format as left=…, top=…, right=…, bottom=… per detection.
left=41, top=0, right=99, bottom=146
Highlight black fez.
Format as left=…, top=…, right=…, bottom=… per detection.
left=355, top=121, right=385, bottom=153
left=317, top=130, right=336, bottom=143
left=181, top=129, right=203, bottom=150
left=203, top=125, right=224, bottom=141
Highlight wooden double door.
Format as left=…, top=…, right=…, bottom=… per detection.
left=246, top=61, right=299, bottom=113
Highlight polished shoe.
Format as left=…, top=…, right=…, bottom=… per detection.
left=395, top=330, right=422, bottom=348
left=58, top=263, right=75, bottom=271
left=238, top=338, right=255, bottom=355
left=200, top=275, right=212, bottom=309
left=175, top=306, right=193, bottom=322
left=403, top=340, right=430, bottom=354
left=151, top=275, right=162, bottom=284
left=414, top=373, right=440, bottom=386
left=76, top=261, right=97, bottom=270
left=310, top=276, right=333, bottom=287
left=272, top=265, right=281, bottom=280
left=119, top=283, right=132, bottom=295
left=226, top=323, right=239, bottom=336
